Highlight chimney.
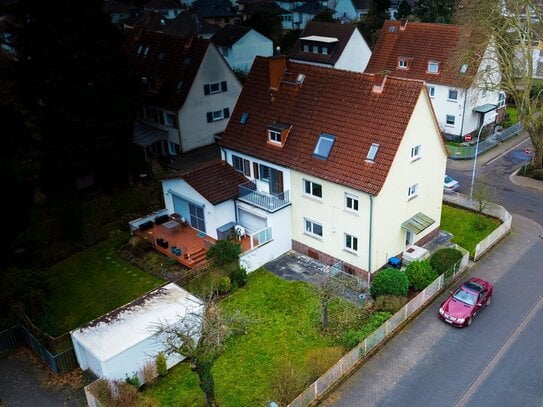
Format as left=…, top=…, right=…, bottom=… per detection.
left=400, top=19, right=408, bottom=31
left=269, top=56, right=286, bottom=91
left=372, top=74, right=387, bottom=94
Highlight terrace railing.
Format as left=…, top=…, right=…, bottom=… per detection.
left=247, top=226, right=272, bottom=250
left=238, top=181, right=290, bottom=212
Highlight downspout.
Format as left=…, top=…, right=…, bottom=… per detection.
left=368, top=194, right=374, bottom=286
left=459, top=89, right=468, bottom=139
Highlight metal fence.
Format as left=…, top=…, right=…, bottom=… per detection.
left=0, top=325, right=24, bottom=351
left=447, top=123, right=522, bottom=159
left=288, top=254, right=469, bottom=407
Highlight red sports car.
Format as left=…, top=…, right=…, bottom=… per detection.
left=438, top=277, right=493, bottom=327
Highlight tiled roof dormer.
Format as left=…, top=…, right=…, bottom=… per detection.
left=267, top=121, right=291, bottom=147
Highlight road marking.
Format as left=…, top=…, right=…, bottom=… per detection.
left=454, top=296, right=543, bottom=407
left=484, top=137, right=531, bottom=167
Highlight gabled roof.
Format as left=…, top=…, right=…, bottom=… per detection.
left=122, top=27, right=210, bottom=111
left=130, top=10, right=218, bottom=36
left=193, top=0, right=236, bottom=18
left=219, top=57, right=427, bottom=195
left=289, top=21, right=358, bottom=66
left=143, top=0, right=184, bottom=10
left=165, top=161, right=248, bottom=204
left=365, top=20, right=478, bottom=88
left=291, top=1, right=333, bottom=15
left=212, top=24, right=251, bottom=47
left=242, top=1, right=289, bottom=17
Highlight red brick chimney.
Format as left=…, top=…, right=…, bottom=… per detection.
left=372, top=73, right=387, bottom=94
left=269, top=56, right=286, bottom=91
left=400, top=19, right=408, bottom=31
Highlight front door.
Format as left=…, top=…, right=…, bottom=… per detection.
left=405, top=230, right=414, bottom=246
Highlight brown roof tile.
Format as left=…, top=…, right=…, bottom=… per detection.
left=122, top=27, right=210, bottom=111
left=219, top=57, right=426, bottom=195
left=365, top=20, right=478, bottom=87
left=166, top=161, right=247, bottom=204
left=288, top=21, right=358, bottom=66
left=212, top=24, right=251, bottom=47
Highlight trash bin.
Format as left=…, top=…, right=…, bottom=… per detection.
left=358, top=293, right=367, bottom=306
left=388, top=256, right=401, bottom=269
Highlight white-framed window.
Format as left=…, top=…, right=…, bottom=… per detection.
left=165, top=112, right=178, bottom=128
left=408, top=183, right=418, bottom=199
left=322, top=47, right=328, bottom=55
left=212, top=110, right=224, bottom=121
left=446, top=115, right=455, bottom=126
left=304, top=218, right=323, bottom=238
left=427, top=61, right=439, bottom=73
left=411, top=144, right=422, bottom=160
left=304, top=179, right=322, bottom=198
left=204, top=81, right=227, bottom=95
left=367, top=143, right=380, bottom=161
left=268, top=129, right=281, bottom=143
left=206, top=108, right=229, bottom=122
left=498, top=92, right=506, bottom=108
left=399, top=58, right=408, bottom=69
left=448, top=89, right=458, bottom=101
left=259, top=164, right=270, bottom=181
left=312, top=45, right=318, bottom=53
left=460, top=63, right=468, bottom=74
left=345, top=193, right=359, bottom=211
left=232, top=155, right=244, bottom=173
left=303, top=44, right=309, bottom=52
left=344, top=233, right=358, bottom=252
left=427, top=86, right=435, bottom=98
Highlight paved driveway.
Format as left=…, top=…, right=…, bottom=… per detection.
left=0, top=346, right=89, bottom=407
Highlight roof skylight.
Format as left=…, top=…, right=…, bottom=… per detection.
left=460, top=63, right=468, bottom=74
left=366, top=143, right=380, bottom=161
left=313, top=133, right=335, bottom=159
left=240, top=112, right=249, bottom=125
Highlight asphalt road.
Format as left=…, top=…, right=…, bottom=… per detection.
left=320, top=215, right=543, bottom=407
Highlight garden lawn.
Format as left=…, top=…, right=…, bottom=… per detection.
left=39, top=231, right=162, bottom=336
left=144, top=269, right=340, bottom=406
left=440, top=204, right=500, bottom=256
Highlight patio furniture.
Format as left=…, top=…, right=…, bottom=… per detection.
left=139, top=221, right=153, bottom=231
left=156, top=238, right=169, bottom=248
left=171, top=246, right=182, bottom=256
left=234, top=225, right=246, bottom=241
left=154, top=214, right=170, bottom=225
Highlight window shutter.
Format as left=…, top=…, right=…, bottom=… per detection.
left=243, top=159, right=250, bottom=176
left=221, top=81, right=228, bottom=92
left=223, top=108, right=230, bottom=118
left=253, top=163, right=259, bottom=179
left=206, top=112, right=213, bottom=123
left=204, top=84, right=210, bottom=95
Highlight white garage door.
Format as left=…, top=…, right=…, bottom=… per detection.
left=238, top=209, right=266, bottom=233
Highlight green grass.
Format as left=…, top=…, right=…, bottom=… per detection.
left=38, top=231, right=162, bottom=336
left=503, top=106, right=519, bottom=128
left=144, top=269, right=343, bottom=406
left=440, top=204, right=501, bottom=256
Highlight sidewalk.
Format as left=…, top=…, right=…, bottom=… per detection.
left=446, top=132, right=543, bottom=192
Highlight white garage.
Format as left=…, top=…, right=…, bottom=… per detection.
left=70, top=283, right=202, bottom=382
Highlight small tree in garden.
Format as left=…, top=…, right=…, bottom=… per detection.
left=312, top=274, right=345, bottom=330
left=370, top=268, right=409, bottom=298
left=471, top=179, right=496, bottom=230
left=405, top=260, right=438, bottom=291
left=154, top=297, right=249, bottom=407
left=206, top=239, right=241, bottom=267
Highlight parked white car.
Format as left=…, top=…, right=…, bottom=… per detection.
left=444, top=175, right=460, bottom=193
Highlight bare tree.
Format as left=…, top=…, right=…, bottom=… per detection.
left=313, top=274, right=346, bottom=330
left=456, top=0, right=543, bottom=169
left=154, top=297, right=249, bottom=407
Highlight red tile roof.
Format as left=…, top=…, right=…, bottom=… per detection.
left=219, top=57, right=427, bottom=195
left=288, top=21, right=358, bottom=66
left=365, top=20, right=478, bottom=87
left=165, top=161, right=247, bottom=204
left=122, top=27, right=210, bottom=111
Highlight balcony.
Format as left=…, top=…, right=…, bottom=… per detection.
left=238, top=181, right=290, bottom=212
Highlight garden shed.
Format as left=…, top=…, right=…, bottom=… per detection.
left=70, top=283, right=202, bottom=382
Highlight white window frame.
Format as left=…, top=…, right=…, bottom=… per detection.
left=212, top=110, right=224, bottom=121
left=344, top=233, right=358, bottom=252
left=498, top=92, right=506, bottom=108
left=344, top=193, right=359, bottom=212
left=446, top=114, right=455, bottom=126
left=232, top=155, right=244, bottom=173
left=322, top=47, right=328, bottom=55
left=303, top=179, right=322, bottom=199
left=427, top=86, right=435, bottom=98
left=303, top=44, right=309, bottom=52
left=448, top=89, right=458, bottom=101
left=427, top=61, right=439, bottom=73
left=268, top=129, right=281, bottom=144
left=408, top=183, right=418, bottom=199
left=411, top=144, right=422, bottom=160
left=312, top=45, right=318, bottom=53
left=399, top=58, right=408, bottom=69
left=304, top=218, right=323, bottom=238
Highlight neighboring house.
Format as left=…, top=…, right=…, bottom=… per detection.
left=103, top=0, right=131, bottom=25
left=160, top=160, right=292, bottom=271
left=290, top=1, right=334, bottom=30
left=193, top=0, right=238, bottom=27
left=71, top=283, right=203, bottom=382
left=122, top=28, right=242, bottom=156
left=212, top=24, right=273, bottom=73
left=218, top=56, right=448, bottom=279
left=238, top=0, right=293, bottom=31
left=365, top=20, right=505, bottom=141
left=143, top=0, right=185, bottom=19
left=129, top=10, right=219, bottom=38
left=288, top=20, right=371, bottom=72
left=331, top=0, right=369, bottom=21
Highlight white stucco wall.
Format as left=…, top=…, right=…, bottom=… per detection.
left=371, top=89, right=446, bottom=269
left=333, top=0, right=357, bottom=21
left=222, top=30, right=273, bottom=74
left=162, top=178, right=237, bottom=239
left=335, top=29, right=372, bottom=73
left=179, top=45, right=242, bottom=152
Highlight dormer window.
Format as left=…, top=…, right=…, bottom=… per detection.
left=427, top=61, right=440, bottom=74
left=366, top=143, right=380, bottom=162
left=267, top=121, right=291, bottom=147
left=398, top=57, right=409, bottom=69
left=303, top=44, right=309, bottom=52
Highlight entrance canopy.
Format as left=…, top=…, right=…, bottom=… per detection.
left=401, top=212, right=435, bottom=234
left=473, top=104, right=497, bottom=114
left=133, top=122, right=168, bottom=148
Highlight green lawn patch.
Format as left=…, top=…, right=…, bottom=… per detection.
left=503, top=106, right=518, bottom=127
left=38, top=231, right=162, bottom=336
left=144, top=269, right=346, bottom=406
left=440, top=204, right=501, bottom=256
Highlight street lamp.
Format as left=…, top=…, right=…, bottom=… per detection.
left=469, top=113, right=498, bottom=204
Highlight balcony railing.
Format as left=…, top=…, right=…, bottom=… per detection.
left=248, top=226, right=272, bottom=250
left=238, top=181, right=290, bottom=212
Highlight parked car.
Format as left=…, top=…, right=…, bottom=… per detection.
left=438, top=277, right=493, bottom=327
left=444, top=174, right=460, bottom=193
